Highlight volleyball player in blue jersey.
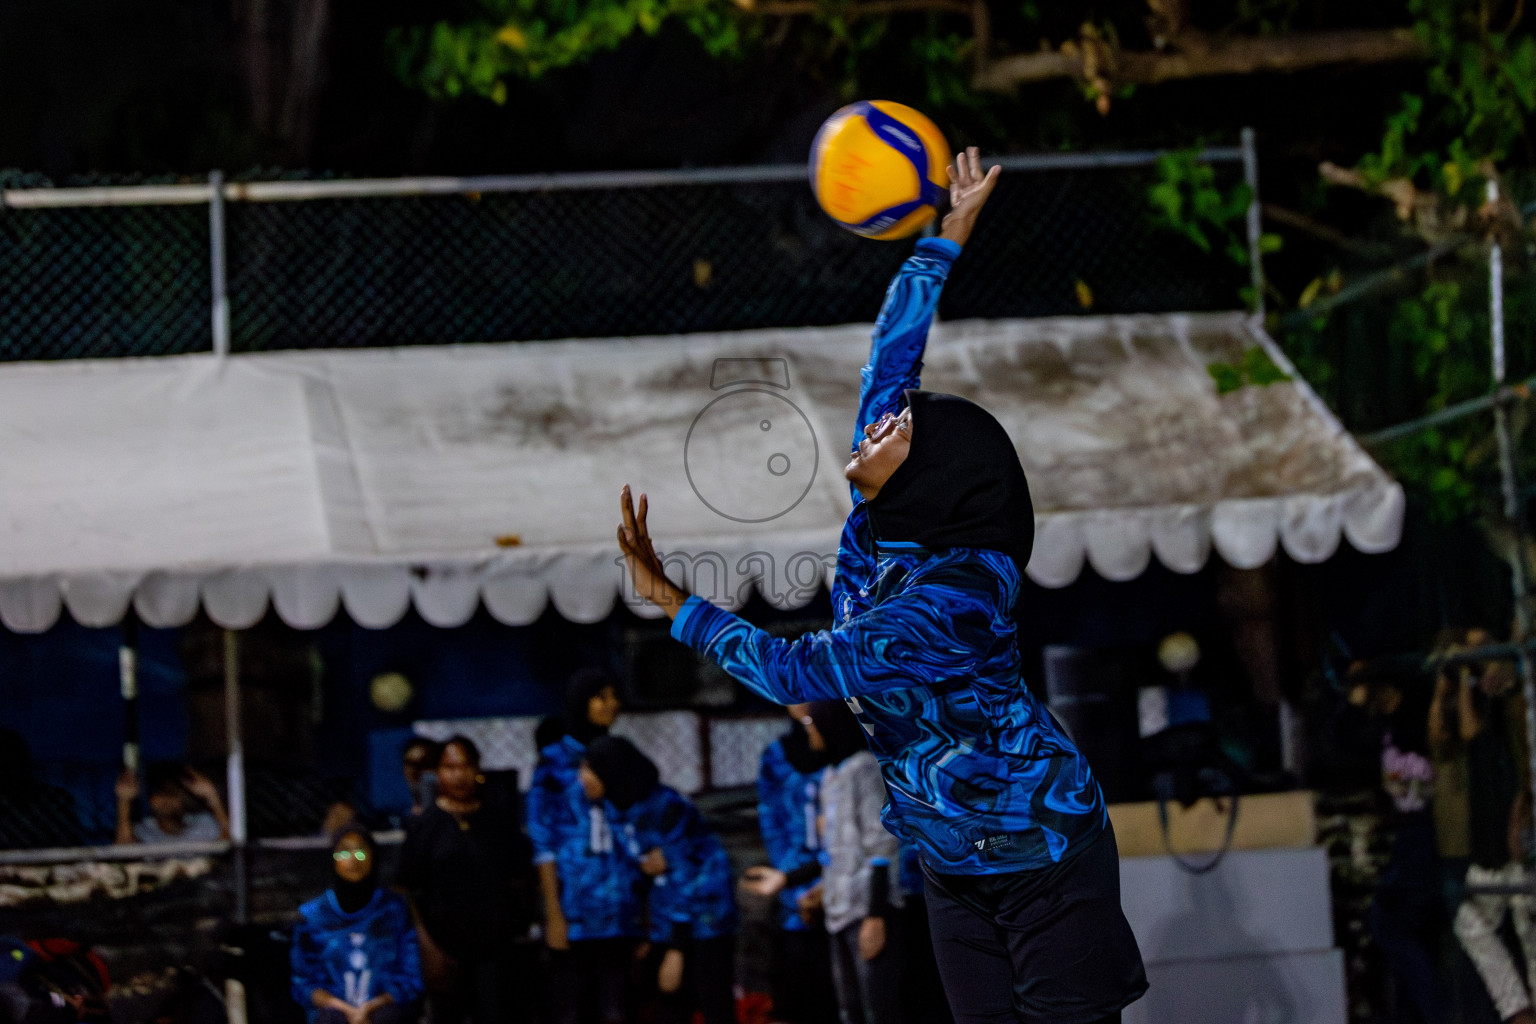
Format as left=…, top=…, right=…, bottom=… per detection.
left=616, top=149, right=1146, bottom=1024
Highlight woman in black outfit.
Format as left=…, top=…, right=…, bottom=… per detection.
left=398, top=736, right=534, bottom=1024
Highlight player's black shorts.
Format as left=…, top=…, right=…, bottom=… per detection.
left=922, top=823, right=1148, bottom=1024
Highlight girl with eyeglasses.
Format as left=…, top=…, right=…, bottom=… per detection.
left=291, top=825, right=423, bottom=1024
left=617, top=151, right=1147, bottom=1024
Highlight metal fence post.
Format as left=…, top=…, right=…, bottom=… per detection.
left=209, top=171, right=230, bottom=357
left=1485, top=178, right=1536, bottom=825
left=224, top=628, right=248, bottom=923
left=1241, top=127, right=1265, bottom=320
left=120, top=612, right=140, bottom=790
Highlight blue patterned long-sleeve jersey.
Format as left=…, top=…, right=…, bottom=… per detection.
left=524, top=736, right=642, bottom=939
left=290, top=889, right=422, bottom=1022
left=670, top=237, right=1107, bottom=876
left=610, top=785, right=738, bottom=943
left=757, top=737, right=822, bottom=931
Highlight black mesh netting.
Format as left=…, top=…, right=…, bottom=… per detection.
left=0, top=163, right=1245, bottom=360
left=0, top=204, right=210, bottom=360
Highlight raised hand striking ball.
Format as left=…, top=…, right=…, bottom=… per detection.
left=809, top=100, right=951, bottom=240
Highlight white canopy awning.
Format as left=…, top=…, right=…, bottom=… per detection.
left=0, top=311, right=1403, bottom=632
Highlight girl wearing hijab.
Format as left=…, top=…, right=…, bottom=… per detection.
left=524, top=668, right=640, bottom=1024
left=291, top=825, right=423, bottom=1024
left=617, top=150, right=1146, bottom=1024
left=750, top=706, right=836, bottom=1024
left=580, top=736, right=737, bottom=1024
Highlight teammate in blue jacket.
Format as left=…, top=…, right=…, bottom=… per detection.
left=753, top=707, right=836, bottom=1024
left=757, top=709, right=827, bottom=930
left=616, top=149, right=1146, bottom=1024
left=290, top=825, right=422, bottom=1024
left=524, top=668, right=641, bottom=1024
left=581, top=735, right=738, bottom=1024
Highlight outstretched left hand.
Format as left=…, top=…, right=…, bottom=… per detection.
left=618, top=485, right=690, bottom=619
left=938, top=146, right=1000, bottom=248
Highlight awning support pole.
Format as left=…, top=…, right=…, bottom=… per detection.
left=209, top=170, right=230, bottom=358
left=1241, top=127, right=1265, bottom=320
left=224, top=628, right=248, bottom=924
left=1486, top=179, right=1536, bottom=824
left=120, top=612, right=139, bottom=777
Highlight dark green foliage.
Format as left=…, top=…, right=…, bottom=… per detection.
left=1280, top=0, right=1536, bottom=521
left=1207, top=346, right=1291, bottom=395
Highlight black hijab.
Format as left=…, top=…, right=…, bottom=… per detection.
left=564, top=668, right=617, bottom=746
left=805, top=701, right=869, bottom=766
left=779, top=717, right=829, bottom=775
left=534, top=714, right=569, bottom=752
left=868, top=390, right=1034, bottom=581
left=329, top=823, right=379, bottom=915
left=582, top=735, right=660, bottom=812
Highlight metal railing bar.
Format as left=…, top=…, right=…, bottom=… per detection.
left=2, top=184, right=215, bottom=209
left=0, top=146, right=1245, bottom=210
left=1275, top=234, right=1470, bottom=334
left=0, top=839, right=230, bottom=865
left=226, top=166, right=808, bottom=201
left=1359, top=376, right=1536, bottom=446
left=254, top=830, right=405, bottom=850
left=990, top=147, right=1243, bottom=172
left=0, top=830, right=410, bottom=866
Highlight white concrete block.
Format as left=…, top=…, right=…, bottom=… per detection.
left=1120, top=846, right=1333, bottom=964
left=1124, top=948, right=1347, bottom=1024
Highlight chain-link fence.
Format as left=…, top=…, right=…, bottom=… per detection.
left=0, top=153, right=1250, bottom=361
left=412, top=710, right=788, bottom=799
left=0, top=708, right=787, bottom=858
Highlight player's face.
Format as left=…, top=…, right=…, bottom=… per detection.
left=587, top=686, right=622, bottom=729
left=148, top=785, right=187, bottom=821
left=332, top=832, right=372, bottom=884
left=437, top=743, right=479, bottom=801
left=845, top=409, right=912, bottom=499
left=578, top=763, right=605, bottom=801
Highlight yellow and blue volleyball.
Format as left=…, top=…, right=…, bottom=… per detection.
left=809, top=101, right=951, bottom=240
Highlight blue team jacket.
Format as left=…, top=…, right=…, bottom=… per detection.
left=672, top=237, right=1107, bottom=876
left=524, top=736, right=642, bottom=939
left=608, top=785, right=738, bottom=943
left=757, top=737, right=823, bottom=931
left=290, top=889, right=422, bottom=1022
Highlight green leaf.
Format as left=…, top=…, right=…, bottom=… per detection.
left=1148, top=182, right=1182, bottom=221
left=1208, top=363, right=1245, bottom=395
left=1240, top=346, right=1290, bottom=387
left=1146, top=146, right=1260, bottom=301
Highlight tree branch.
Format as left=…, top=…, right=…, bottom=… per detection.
left=748, top=0, right=971, bottom=15
left=1261, top=203, right=1399, bottom=260
left=974, top=28, right=1426, bottom=92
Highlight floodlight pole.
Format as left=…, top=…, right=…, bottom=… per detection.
left=1241, top=127, right=1265, bottom=320
left=224, top=628, right=248, bottom=924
